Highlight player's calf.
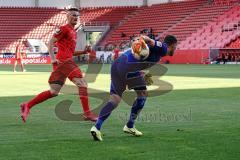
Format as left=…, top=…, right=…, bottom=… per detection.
left=20, top=90, right=57, bottom=123
left=126, top=96, right=147, bottom=128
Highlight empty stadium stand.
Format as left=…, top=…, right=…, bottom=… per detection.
left=100, top=0, right=207, bottom=46
left=179, top=5, right=240, bottom=49
left=0, top=6, right=137, bottom=53
left=0, top=7, right=64, bottom=53
left=213, top=0, right=239, bottom=5
left=227, top=36, right=240, bottom=48
left=161, top=4, right=230, bottom=47
left=80, top=6, right=137, bottom=26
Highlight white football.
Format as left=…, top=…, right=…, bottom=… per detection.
left=140, top=45, right=150, bottom=60
left=132, top=45, right=150, bottom=60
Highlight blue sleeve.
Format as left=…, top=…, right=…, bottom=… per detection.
left=149, top=41, right=167, bottom=56
left=145, top=41, right=168, bottom=62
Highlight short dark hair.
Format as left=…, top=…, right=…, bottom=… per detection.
left=66, top=7, right=79, bottom=12
left=164, top=35, right=177, bottom=46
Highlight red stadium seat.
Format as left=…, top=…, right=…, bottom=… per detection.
left=179, top=5, right=240, bottom=49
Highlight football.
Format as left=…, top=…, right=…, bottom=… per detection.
left=131, top=38, right=150, bottom=60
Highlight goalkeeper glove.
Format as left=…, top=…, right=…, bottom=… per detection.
left=144, top=73, right=153, bottom=86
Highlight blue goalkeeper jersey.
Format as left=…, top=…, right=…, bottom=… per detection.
left=118, top=40, right=168, bottom=78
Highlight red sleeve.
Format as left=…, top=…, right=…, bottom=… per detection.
left=53, top=26, right=67, bottom=41
left=91, top=51, right=96, bottom=56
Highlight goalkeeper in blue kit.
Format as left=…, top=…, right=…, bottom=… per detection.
left=91, top=35, right=177, bottom=141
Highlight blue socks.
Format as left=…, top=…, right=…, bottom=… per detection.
left=95, top=101, right=117, bottom=130
left=127, top=97, right=147, bottom=128
left=95, top=97, right=147, bottom=130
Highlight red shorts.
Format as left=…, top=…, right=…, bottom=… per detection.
left=48, top=59, right=83, bottom=85
left=14, top=58, right=22, bottom=63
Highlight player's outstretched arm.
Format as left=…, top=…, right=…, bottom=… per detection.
left=48, top=37, right=58, bottom=63
left=73, top=50, right=88, bottom=56
left=141, top=36, right=155, bottom=47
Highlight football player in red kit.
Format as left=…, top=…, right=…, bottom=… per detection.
left=20, top=7, right=98, bottom=122
left=13, top=42, right=26, bottom=72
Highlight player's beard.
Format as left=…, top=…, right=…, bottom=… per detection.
left=71, top=18, right=78, bottom=26
left=71, top=21, right=77, bottom=26
left=168, top=50, right=174, bottom=56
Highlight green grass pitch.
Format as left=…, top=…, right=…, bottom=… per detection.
left=0, top=64, right=240, bottom=160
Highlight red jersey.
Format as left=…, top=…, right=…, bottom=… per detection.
left=54, top=24, right=77, bottom=62
left=114, top=48, right=120, bottom=60
left=89, top=50, right=96, bottom=63
left=15, top=44, right=22, bottom=59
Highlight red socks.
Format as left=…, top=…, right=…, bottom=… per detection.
left=26, top=88, right=90, bottom=113
left=79, top=87, right=90, bottom=113
left=27, top=90, right=54, bottom=108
